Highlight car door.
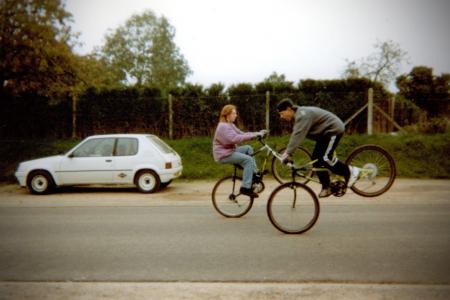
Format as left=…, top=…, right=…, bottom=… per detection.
left=111, top=137, right=140, bottom=184
left=57, top=138, right=115, bottom=185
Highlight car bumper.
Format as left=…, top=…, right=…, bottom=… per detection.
left=15, top=171, right=27, bottom=187
left=160, top=166, right=183, bottom=183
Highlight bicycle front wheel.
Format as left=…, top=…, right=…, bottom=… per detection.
left=345, top=144, right=396, bottom=197
left=211, top=176, right=254, bottom=218
left=272, top=146, right=312, bottom=184
left=267, top=182, right=320, bottom=234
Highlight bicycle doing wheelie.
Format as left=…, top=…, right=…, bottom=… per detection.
left=211, top=133, right=288, bottom=218
left=266, top=144, right=397, bottom=234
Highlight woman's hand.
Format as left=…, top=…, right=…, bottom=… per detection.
left=257, top=129, right=269, bottom=137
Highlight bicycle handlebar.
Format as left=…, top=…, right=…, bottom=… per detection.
left=255, top=132, right=311, bottom=172
left=256, top=130, right=269, bottom=142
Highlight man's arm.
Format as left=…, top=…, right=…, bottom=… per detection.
left=286, top=111, right=312, bottom=155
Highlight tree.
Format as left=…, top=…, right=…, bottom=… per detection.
left=341, top=60, right=362, bottom=79
left=149, top=17, right=191, bottom=92
left=264, top=72, right=289, bottom=85
left=72, top=54, right=124, bottom=92
left=100, top=10, right=191, bottom=91
left=396, top=66, right=450, bottom=117
left=343, top=40, right=408, bottom=87
left=0, top=0, right=78, bottom=97
left=256, top=72, right=295, bottom=95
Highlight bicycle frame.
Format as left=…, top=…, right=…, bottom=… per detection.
left=288, top=159, right=375, bottom=183
left=251, top=137, right=284, bottom=172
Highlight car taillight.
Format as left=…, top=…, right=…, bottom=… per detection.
left=165, top=162, right=172, bottom=169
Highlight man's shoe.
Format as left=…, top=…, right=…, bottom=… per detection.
left=318, top=187, right=332, bottom=198
left=347, top=166, right=360, bottom=187
left=240, top=187, right=259, bottom=198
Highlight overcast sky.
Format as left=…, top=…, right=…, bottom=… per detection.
left=66, top=0, right=450, bottom=90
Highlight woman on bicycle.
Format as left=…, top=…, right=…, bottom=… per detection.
left=213, top=104, right=267, bottom=198
left=276, top=98, right=360, bottom=198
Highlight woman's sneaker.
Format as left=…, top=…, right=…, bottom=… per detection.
left=347, top=166, right=360, bottom=187
left=240, top=187, right=259, bottom=198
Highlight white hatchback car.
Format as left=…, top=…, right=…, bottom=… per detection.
left=15, top=134, right=182, bottom=194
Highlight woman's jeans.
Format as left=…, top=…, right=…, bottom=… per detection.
left=219, top=145, right=256, bottom=189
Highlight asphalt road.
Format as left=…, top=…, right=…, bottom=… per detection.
left=0, top=179, right=449, bottom=299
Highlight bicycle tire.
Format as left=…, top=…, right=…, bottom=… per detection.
left=271, top=146, right=312, bottom=184
left=266, top=182, right=320, bottom=234
left=211, top=175, right=254, bottom=218
left=345, top=144, right=396, bottom=197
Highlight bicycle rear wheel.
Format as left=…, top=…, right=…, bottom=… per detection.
left=211, top=176, right=254, bottom=218
left=272, top=146, right=312, bottom=184
left=267, top=182, right=320, bottom=234
left=345, top=144, right=396, bottom=197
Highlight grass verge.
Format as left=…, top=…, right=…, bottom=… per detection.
left=1, top=133, right=449, bottom=182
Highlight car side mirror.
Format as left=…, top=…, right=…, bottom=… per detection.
left=68, top=153, right=74, bottom=158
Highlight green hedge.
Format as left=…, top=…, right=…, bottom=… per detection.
left=167, top=133, right=450, bottom=180
left=1, top=133, right=449, bottom=183
left=1, top=78, right=388, bottom=139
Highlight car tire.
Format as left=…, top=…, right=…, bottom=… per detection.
left=27, top=170, right=55, bottom=195
left=135, top=170, right=161, bottom=193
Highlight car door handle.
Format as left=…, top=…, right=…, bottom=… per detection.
left=105, top=159, right=112, bottom=162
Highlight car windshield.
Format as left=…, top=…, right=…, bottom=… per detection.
left=147, top=136, right=176, bottom=154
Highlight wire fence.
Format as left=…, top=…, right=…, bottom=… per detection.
left=1, top=89, right=443, bottom=140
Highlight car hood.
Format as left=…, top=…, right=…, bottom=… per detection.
left=18, top=155, right=64, bottom=169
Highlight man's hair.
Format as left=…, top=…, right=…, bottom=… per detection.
left=276, top=98, right=294, bottom=112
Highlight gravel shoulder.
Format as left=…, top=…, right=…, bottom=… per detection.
left=1, top=178, right=449, bottom=207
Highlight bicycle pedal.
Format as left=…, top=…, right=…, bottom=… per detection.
left=330, top=180, right=346, bottom=197
left=252, top=183, right=264, bottom=193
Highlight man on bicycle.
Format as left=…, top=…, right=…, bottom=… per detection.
left=276, top=98, right=359, bottom=198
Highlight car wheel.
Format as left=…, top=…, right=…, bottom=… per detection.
left=27, top=171, right=55, bottom=195
left=135, top=170, right=160, bottom=193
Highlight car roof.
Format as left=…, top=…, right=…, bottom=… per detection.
left=85, top=134, right=156, bottom=139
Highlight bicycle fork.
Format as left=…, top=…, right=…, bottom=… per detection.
left=290, top=183, right=297, bottom=209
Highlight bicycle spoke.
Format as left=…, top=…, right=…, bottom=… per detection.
left=346, top=145, right=396, bottom=197
left=267, top=182, right=319, bottom=234
left=212, top=176, right=254, bottom=218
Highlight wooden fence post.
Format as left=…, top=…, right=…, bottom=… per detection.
left=265, top=91, right=270, bottom=130
left=388, top=96, right=395, bottom=132
left=168, top=94, right=173, bottom=140
left=367, top=88, right=373, bottom=135
left=72, top=95, right=77, bottom=139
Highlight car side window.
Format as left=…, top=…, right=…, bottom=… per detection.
left=115, top=138, right=138, bottom=156
left=71, top=138, right=115, bottom=157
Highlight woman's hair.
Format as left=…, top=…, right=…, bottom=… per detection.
left=219, top=104, right=237, bottom=122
